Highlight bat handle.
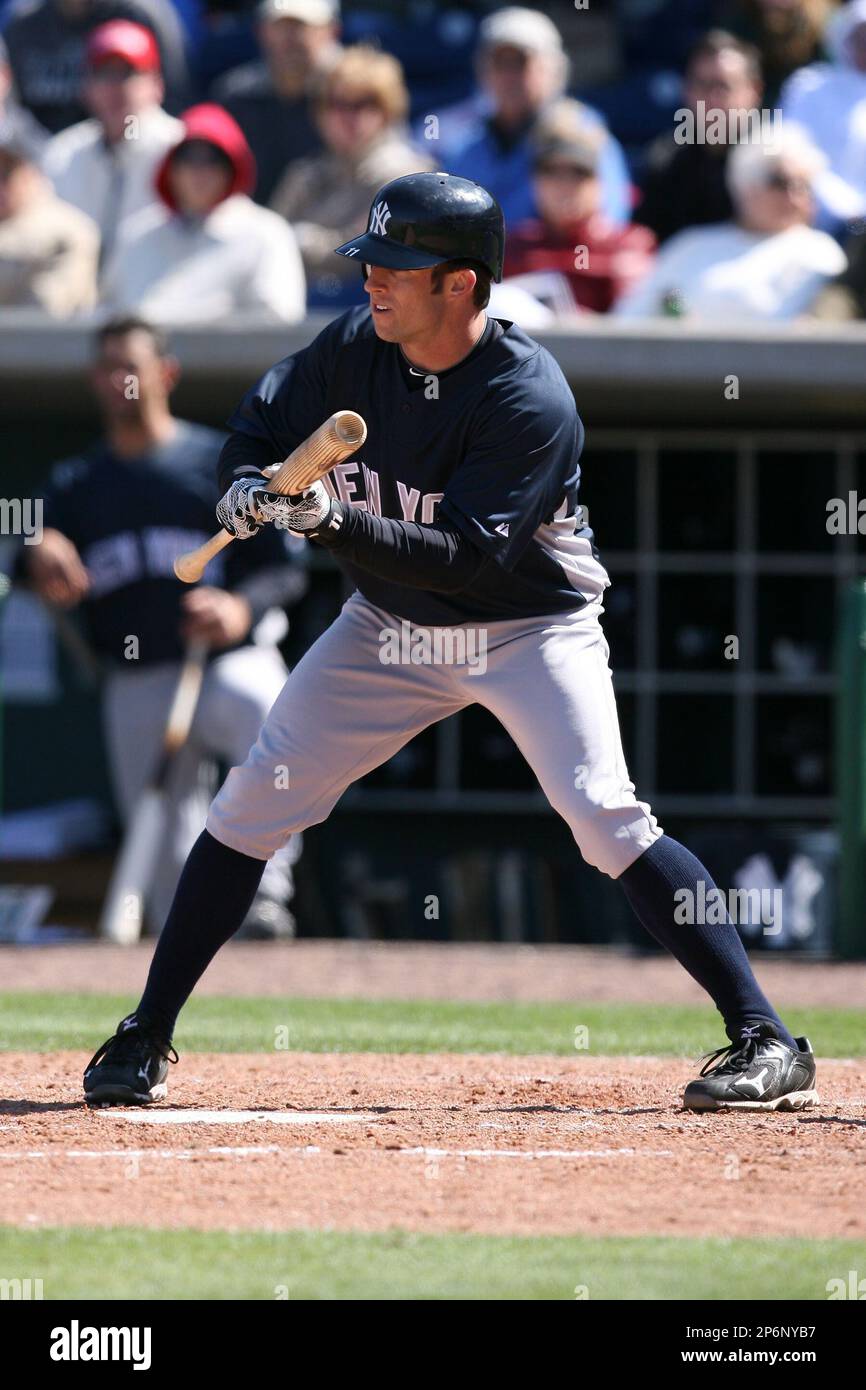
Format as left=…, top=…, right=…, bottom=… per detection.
left=174, top=528, right=234, bottom=584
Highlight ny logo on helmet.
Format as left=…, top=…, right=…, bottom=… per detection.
left=369, top=201, right=391, bottom=236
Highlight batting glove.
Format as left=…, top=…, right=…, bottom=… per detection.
left=216, top=478, right=265, bottom=539
left=254, top=481, right=339, bottom=535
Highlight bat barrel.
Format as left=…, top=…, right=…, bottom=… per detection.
left=334, top=411, right=367, bottom=448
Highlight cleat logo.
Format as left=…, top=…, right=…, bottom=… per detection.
left=735, top=1066, right=770, bottom=1097
left=369, top=201, right=391, bottom=236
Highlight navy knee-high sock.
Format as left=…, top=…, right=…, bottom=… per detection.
left=618, top=835, right=796, bottom=1048
left=136, top=830, right=266, bottom=1041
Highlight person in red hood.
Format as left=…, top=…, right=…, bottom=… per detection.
left=102, top=102, right=306, bottom=323
left=503, top=101, right=656, bottom=317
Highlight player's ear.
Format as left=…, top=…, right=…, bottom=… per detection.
left=450, top=268, right=477, bottom=300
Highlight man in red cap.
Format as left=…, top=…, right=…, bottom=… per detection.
left=42, top=20, right=183, bottom=270
left=3, top=0, right=190, bottom=135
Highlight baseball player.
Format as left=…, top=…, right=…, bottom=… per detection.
left=84, top=173, right=818, bottom=1113
left=22, top=315, right=303, bottom=938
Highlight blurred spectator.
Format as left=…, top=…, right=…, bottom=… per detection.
left=722, top=0, right=838, bottom=105
left=270, top=44, right=430, bottom=309
left=615, top=125, right=846, bottom=321
left=17, top=315, right=304, bottom=936
left=2, top=0, right=191, bottom=133
left=42, top=22, right=183, bottom=269
left=0, top=34, right=49, bottom=150
left=439, top=6, right=632, bottom=227
left=102, top=102, right=305, bottom=322
left=780, top=0, right=866, bottom=225
left=210, top=0, right=340, bottom=204
left=636, top=30, right=764, bottom=245
left=0, top=122, right=99, bottom=313
left=503, top=101, right=656, bottom=316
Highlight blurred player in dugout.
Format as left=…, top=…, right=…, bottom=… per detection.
left=18, top=316, right=305, bottom=937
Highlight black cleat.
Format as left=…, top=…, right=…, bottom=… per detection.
left=683, top=1024, right=818, bottom=1112
left=84, top=1014, right=178, bottom=1107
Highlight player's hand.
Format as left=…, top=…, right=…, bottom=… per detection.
left=25, top=528, right=90, bottom=608
left=255, top=481, right=334, bottom=533
left=216, top=478, right=266, bottom=539
left=180, top=587, right=252, bottom=649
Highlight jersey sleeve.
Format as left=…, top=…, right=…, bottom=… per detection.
left=438, top=369, right=583, bottom=572
left=225, top=311, right=350, bottom=460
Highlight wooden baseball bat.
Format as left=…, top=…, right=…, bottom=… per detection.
left=98, top=639, right=209, bottom=944
left=174, top=410, right=367, bottom=584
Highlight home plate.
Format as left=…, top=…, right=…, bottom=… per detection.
left=119, top=1110, right=373, bottom=1126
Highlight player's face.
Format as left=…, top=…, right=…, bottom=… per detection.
left=363, top=263, right=445, bottom=343
left=91, top=331, right=175, bottom=420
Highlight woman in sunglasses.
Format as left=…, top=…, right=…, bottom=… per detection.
left=269, top=44, right=432, bottom=309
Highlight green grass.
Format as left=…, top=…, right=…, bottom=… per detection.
left=1, top=1227, right=863, bottom=1300
left=1, top=992, right=863, bottom=1056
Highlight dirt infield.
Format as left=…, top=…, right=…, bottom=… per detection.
left=4, top=940, right=866, bottom=1007
left=2, top=1052, right=863, bottom=1239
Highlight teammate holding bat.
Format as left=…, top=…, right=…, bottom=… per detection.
left=85, top=173, right=818, bottom=1113
left=22, top=317, right=305, bottom=942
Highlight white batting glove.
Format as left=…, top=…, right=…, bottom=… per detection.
left=255, top=481, right=335, bottom=533
left=216, top=478, right=265, bottom=539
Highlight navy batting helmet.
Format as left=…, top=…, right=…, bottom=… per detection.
left=334, top=172, right=505, bottom=282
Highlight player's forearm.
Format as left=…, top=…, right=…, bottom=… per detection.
left=310, top=503, right=488, bottom=594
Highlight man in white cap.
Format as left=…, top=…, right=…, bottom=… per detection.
left=438, top=5, right=631, bottom=227
left=211, top=0, right=341, bottom=204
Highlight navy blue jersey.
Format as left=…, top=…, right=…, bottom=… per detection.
left=226, top=307, right=610, bottom=624
left=34, top=421, right=303, bottom=666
